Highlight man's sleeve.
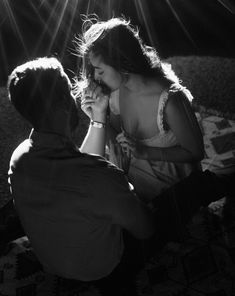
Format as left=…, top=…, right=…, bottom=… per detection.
left=88, top=166, right=138, bottom=218
left=85, top=162, right=155, bottom=238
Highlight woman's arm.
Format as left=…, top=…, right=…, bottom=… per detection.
left=80, top=110, right=107, bottom=156
left=79, top=84, right=109, bottom=156
left=161, top=91, right=204, bottom=162
left=117, top=91, right=204, bottom=163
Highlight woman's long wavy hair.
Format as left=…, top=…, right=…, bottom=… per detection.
left=73, top=15, right=180, bottom=98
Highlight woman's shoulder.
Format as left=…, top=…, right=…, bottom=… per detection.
left=157, top=84, right=194, bottom=130
left=168, top=83, right=193, bottom=103
left=109, top=89, right=120, bottom=115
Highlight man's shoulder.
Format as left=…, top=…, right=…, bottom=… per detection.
left=77, top=153, right=124, bottom=181
left=11, top=139, right=32, bottom=161
left=81, top=153, right=123, bottom=174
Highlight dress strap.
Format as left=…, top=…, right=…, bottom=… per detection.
left=157, top=83, right=194, bottom=134
left=157, top=90, right=169, bottom=134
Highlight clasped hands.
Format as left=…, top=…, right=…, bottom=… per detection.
left=80, top=81, right=146, bottom=159
left=81, top=81, right=109, bottom=121
left=116, top=132, right=147, bottom=159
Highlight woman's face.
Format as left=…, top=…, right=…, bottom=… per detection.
left=88, top=51, right=122, bottom=92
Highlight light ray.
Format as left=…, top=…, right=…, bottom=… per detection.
left=38, top=0, right=48, bottom=9
left=217, top=0, right=235, bottom=14
left=0, top=33, right=9, bottom=77
left=164, top=0, right=198, bottom=49
left=134, top=0, right=159, bottom=48
left=3, top=0, right=29, bottom=56
left=0, top=14, right=8, bottom=26
left=32, top=0, right=62, bottom=55
left=47, top=0, right=69, bottom=53
left=173, top=0, right=230, bottom=49
left=60, top=0, right=79, bottom=61
left=29, top=1, right=47, bottom=26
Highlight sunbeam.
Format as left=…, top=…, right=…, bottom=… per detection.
left=173, top=0, right=233, bottom=53
left=0, top=13, right=8, bottom=26
left=38, top=0, right=48, bottom=9
left=32, top=0, right=63, bottom=56
left=134, top=0, right=159, bottom=49
left=29, top=1, right=48, bottom=27
left=217, top=0, right=235, bottom=14
left=47, top=0, right=69, bottom=53
left=0, top=33, right=8, bottom=77
left=2, top=0, right=29, bottom=56
left=164, top=0, right=198, bottom=50
left=59, top=0, right=79, bottom=61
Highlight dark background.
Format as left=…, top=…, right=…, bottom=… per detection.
left=0, top=0, right=235, bottom=85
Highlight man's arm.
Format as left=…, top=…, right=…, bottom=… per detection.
left=90, top=169, right=155, bottom=239
left=111, top=189, right=155, bottom=239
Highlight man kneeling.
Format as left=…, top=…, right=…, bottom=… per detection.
left=7, top=57, right=155, bottom=294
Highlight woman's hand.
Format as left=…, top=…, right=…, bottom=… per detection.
left=116, top=132, right=146, bottom=159
left=81, top=81, right=109, bottom=122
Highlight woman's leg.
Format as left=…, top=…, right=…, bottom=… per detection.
left=96, top=168, right=235, bottom=294
left=147, top=169, right=235, bottom=254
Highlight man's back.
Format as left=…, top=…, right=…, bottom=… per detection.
left=7, top=56, right=155, bottom=285
left=9, top=130, right=126, bottom=281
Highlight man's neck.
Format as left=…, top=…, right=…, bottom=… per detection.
left=36, top=127, right=71, bottom=140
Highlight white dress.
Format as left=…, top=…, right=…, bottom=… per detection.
left=108, top=85, right=201, bottom=201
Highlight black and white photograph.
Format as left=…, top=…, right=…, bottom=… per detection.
left=0, top=0, right=235, bottom=295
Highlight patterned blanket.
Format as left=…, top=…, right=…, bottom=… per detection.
left=0, top=204, right=235, bottom=296
left=199, top=113, right=235, bottom=171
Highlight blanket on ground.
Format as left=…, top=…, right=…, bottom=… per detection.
left=0, top=203, right=235, bottom=296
